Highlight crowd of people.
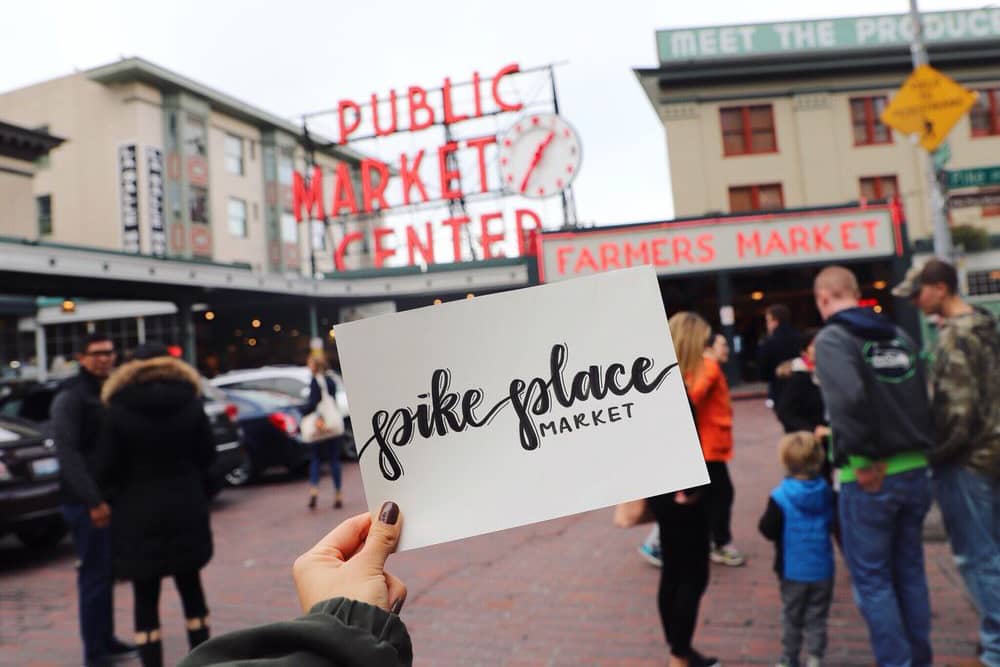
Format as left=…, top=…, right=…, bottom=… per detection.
left=50, top=258, right=998, bottom=667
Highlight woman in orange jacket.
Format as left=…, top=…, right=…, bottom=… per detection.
left=683, top=319, right=745, bottom=567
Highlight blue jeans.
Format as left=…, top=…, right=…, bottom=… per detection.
left=839, top=468, right=933, bottom=667
left=933, top=464, right=1000, bottom=667
left=61, top=503, right=115, bottom=661
left=308, top=437, right=342, bottom=491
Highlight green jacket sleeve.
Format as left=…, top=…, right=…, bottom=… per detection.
left=178, top=598, right=413, bottom=667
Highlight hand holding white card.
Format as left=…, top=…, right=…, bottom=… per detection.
left=334, top=266, right=708, bottom=550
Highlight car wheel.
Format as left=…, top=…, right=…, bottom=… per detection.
left=16, top=517, right=68, bottom=549
left=224, top=457, right=254, bottom=486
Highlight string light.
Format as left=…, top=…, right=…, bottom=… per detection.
left=751, top=291, right=764, bottom=301
left=204, top=311, right=215, bottom=321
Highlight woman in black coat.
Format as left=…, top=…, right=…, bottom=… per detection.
left=96, top=343, right=216, bottom=667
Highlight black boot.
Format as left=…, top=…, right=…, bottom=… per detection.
left=187, top=626, right=209, bottom=650
left=137, top=640, right=163, bottom=667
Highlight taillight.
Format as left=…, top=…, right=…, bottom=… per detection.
left=268, top=412, right=298, bottom=435
left=225, top=404, right=239, bottom=421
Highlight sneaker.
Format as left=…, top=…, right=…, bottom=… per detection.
left=710, top=544, right=746, bottom=566
left=774, top=659, right=792, bottom=667
left=638, top=542, right=662, bottom=567
left=689, top=649, right=721, bottom=667
left=805, top=656, right=822, bottom=667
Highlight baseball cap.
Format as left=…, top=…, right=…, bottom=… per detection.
left=891, top=261, right=925, bottom=299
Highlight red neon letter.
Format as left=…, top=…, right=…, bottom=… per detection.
left=599, top=243, right=621, bottom=270
left=291, top=166, right=325, bottom=223
left=405, top=223, right=435, bottom=266
left=372, top=90, right=398, bottom=137
left=788, top=226, right=810, bottom=254
left=672, top=236, right=694, bottom=264
left=763, top=230, right=789, bottom=256
left=491, top=63, right=523, bottom=112
left=737, top=231, right=761, bottom=258
left=574, top=247, right=599, bottom=273
left=472, top=71, right=484, bottom=117
left=556, top=246, right=574, bottom=275
left=437, top=142, right=462, bottom=200
left=334, top=231, right=363, bottom=271
left=408, top=86, right=435, bottom=131
left=331, top=163, right=358, bottom=216
left=400, top=150, right=429, bottom=205
left=373, top=227, right=396, bottom=267
left=441, top=215, right=470, bottom=262
left=442, top=77, right=469, bottom=125
left=862, top=219, right=880, bottom=247
left=812, top=224, right=834, bottom=252
left=360, top=159, right=390, bottom=213
left=840, top=221, right=860, bottom=250
left=479, top=211, right=505, bottom=259
left=515, top=208, right=542, bottom=256
left=696, top=234, right=716, bottom=263
left=466, top=135, right=497, bottom=194
left=338, top=99, right=361, bottom=144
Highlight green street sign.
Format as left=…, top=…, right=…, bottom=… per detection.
left=946, top=166, right=1000, bottom=190
left=656, top=9, right=1000, bottom=63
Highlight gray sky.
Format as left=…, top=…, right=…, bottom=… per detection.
left=0, top=0, right=969, bottom=228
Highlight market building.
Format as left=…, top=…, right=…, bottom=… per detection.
left=631, top=8, right=1000, bottom=379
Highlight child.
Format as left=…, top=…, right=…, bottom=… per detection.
left=758, top=432, right=836, bottom=667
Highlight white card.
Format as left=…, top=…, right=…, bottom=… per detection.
left=334, top=266, right=708, bottom=550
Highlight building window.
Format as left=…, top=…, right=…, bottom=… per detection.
left=859, top=175, right=898, bottom=201
left=189, top=187, right=209, bottom=223
left=281, top=213, right=298, bottom=243
left=184, top=115, right=208, bottom=157
left=224, top=134, right=244, bottom=175
left=728, top=184, right=784, bottom=212
left=850, top=97, right=892, bottom=145
left=720, top=105, right=777, bottom=156
left=971, top=89, right=1000, bottom=137
left=228, top=198, right=248, bottom=237
left=278, top=149, right=294, bottom=186
left=36, top=195, right=52, bottom=236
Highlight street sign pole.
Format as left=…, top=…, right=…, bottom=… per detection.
left=909, top=0, right=953, bottom=260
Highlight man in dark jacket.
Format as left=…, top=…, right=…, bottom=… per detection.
left=813, top=265, right=934, bottom=667
left=757, top=304, right=802, bottom=406
left=51, top=332, right=134, bottom=666
left=897, top=258, right=1000, bottom=667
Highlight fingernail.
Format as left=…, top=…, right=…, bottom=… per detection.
left=390, top=597, right=405, bottom=615
left=379, top=501, right=399, bottom=525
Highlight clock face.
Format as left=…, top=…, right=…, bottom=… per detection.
left=498, top=113, right=581, bottom=199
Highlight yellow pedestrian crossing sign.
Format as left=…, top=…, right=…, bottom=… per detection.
left=880, top=64, right=978, bottom=152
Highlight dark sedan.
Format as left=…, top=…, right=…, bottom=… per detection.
left=0, top=416, right=66, bottom=548
left=0, top=378, right=248, bottom=497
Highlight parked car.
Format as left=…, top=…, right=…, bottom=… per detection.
left=0, top=416, right=67, bottom=548
left=218, top=389, right=313, bottom=482
left=211, top=366, right=357, bottom=459
left=0, top=378, right=248, bottom=497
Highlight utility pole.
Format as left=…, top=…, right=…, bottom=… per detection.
left=908, top=0, right=953, bottom=260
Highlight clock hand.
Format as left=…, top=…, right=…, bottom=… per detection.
left=520, top=131, right=556, bottom=194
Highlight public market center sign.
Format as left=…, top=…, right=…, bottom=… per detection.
left=657, top=9, right=1000, bottom=63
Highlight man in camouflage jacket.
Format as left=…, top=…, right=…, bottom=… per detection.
left=895, top=258, right=1000, bottom=667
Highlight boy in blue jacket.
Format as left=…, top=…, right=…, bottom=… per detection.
left=759, top=432, right=836, bottom=667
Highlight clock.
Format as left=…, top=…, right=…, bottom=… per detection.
left=498, top=113, right=581, bottom=199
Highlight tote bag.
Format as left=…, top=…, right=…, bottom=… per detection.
left=300, top=374, right=345, bottom=443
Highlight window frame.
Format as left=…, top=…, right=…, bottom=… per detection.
left=971, top=89, right=1000, bottom=138
left=227, top=197, right=248, bottom=238
left=36, top=194, right=52, bottom=236
left=850, top=96, right=894, bottom=146
left=719, top=105, right=778, bottom=157
left=859, top=175, right=899, bottom=201
left=727, top=183, right=784, bottom=212
left=224, top=133, right=245, bottom=176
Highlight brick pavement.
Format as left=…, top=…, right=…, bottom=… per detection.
left=0, top=400, right=981, bottom=666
